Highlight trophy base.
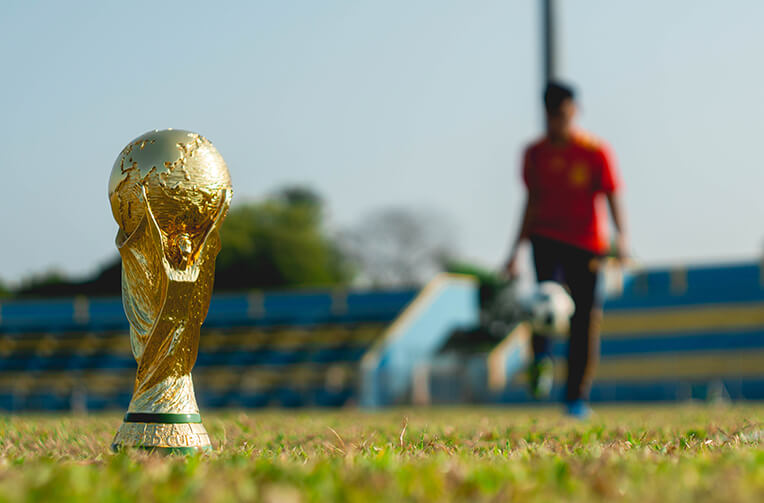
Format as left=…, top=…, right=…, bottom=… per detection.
left=111, top=413, right=212, bottom=454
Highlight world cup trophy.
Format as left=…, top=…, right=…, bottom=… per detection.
left=108, top=129, right=232, bottom=453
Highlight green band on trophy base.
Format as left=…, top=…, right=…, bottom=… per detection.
left=124, top=413, right=202, bottom=424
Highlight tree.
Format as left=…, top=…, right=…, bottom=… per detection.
left=214, top=186, right=351, bottom=290
left=340, top=207, right=456, bottom=287
left=14, top=262, right=121, bottom=298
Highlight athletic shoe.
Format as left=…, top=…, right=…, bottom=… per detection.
left=565, top=400, right=593, bottom=420
left=528, top=357, right=554, bottom=400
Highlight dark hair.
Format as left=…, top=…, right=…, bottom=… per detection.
left=544, top=81, right=575, bottom=113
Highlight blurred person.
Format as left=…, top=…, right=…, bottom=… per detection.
left=505, top=81, right=629, bottom=419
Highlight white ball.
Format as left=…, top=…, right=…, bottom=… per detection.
left=529, top=281, right=575, bottom=337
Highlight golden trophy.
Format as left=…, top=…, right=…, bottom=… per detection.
left=108, top=129, right=232, bottom=453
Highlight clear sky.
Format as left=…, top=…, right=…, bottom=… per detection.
left=1, top=0, right=762, bottom=285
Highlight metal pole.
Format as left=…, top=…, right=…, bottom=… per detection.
left=542, top=0, right=556, bottom=84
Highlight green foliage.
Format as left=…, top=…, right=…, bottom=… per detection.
left=0, top=406, right=760, bottom=502
left=216, top=186, right=351, bottom=291
left=444, top=260, right=504, bottom=288
left=14, top=260, right=122, bottom=299
left=444, top=260, right=509, bottom=309
left=13, top=269, right=72, bottom=298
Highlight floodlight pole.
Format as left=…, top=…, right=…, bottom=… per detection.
left=542, top=0, right=557, bottom=84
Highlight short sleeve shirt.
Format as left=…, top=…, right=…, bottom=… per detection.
left=522, top=131, right=621, bottom=253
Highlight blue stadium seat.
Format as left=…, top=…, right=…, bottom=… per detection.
left=0, top=354, right=34, bottom=371
left=313, top=388, right=353, bottom=407
left=238, top=392, right=270, bottom=408
left=85, top=394, right=111, bottom=411
left=263, top=292, right=334, bottom=325
left=0, top=393, right=15, bottom=411
left=88, top=299, right=129, bottom=330
left=345, top=290, right=416, bottom=323
left=272, top=387, right=306, bottom=408
left=26, top=392, right=70, bottom=411
left=196, top=352, right=234, bottom=367
left=205, top=295, right=251, bottom=328
left=0, top=300, right=76, bottom=332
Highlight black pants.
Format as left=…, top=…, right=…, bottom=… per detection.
left=531, top=235, right=602, bottom=402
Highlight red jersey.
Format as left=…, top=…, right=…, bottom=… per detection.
left=522, top=131, right=621, bottom=253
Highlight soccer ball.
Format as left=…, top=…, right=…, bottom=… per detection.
left=528, top=281, right=575, bottom=337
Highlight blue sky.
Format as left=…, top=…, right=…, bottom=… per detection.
left=1, top=0, right=762, bottom=284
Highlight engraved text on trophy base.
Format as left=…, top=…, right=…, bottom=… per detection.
left=112, top=422, right=211, bottom=449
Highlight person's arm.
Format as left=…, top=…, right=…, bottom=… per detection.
left=504, top=192, right=534, bottom=277
left=596, top=140, right=628, bottom=262
left=505, top=147, right=537, bottom=277
left=606, top=191, right=629, bottom=261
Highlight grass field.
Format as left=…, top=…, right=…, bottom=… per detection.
left=0, top=405, right=761, bottom=502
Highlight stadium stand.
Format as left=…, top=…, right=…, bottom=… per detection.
left=2, top=262, right=763, bottom=411
left=452, top=260, right=764, bottom=404
left=591, top=260, right=764, bottom=401
left=0, top=288, right=418, bottom=411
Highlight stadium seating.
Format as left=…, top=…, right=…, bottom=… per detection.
left=3, top=262, right=763, bottom=411
left=486, top=260, right=764, bottom=402
left=0, top=289, right=416, bottom=411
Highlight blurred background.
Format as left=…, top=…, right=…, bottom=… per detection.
left=0, top=0, right=762, bottom=411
